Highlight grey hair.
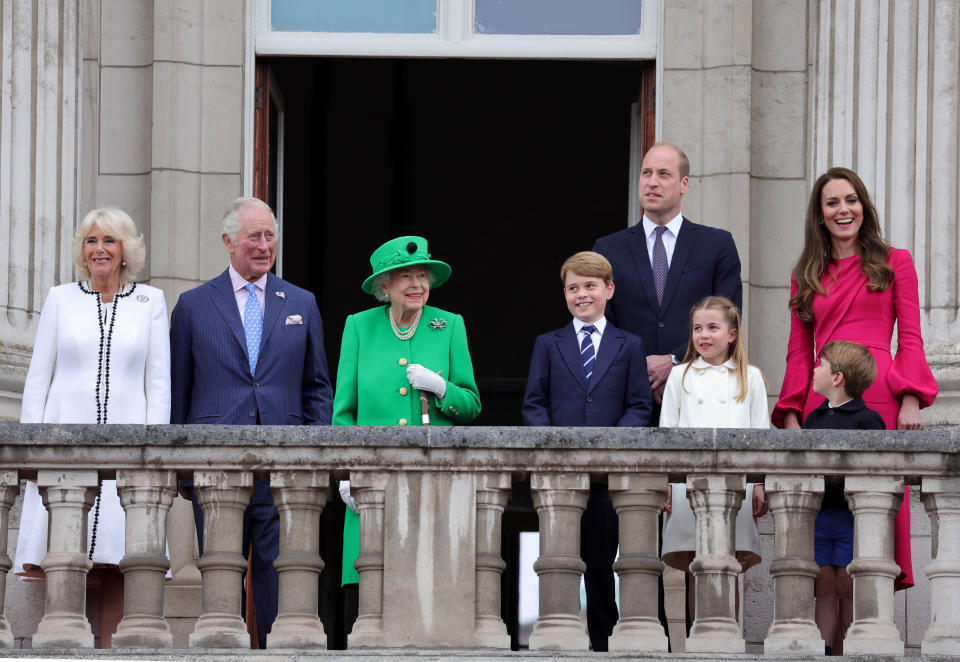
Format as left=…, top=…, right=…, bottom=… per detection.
left=372, top=268, right=436, bottom=303
left=73, top=208, right=146, bottom=282
left=222, top=197, right=277, bottom=243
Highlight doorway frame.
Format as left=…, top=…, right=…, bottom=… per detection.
left=242, top=0, right=664, bottom=207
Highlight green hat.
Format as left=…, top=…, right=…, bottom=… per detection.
left=361, top=236, right=452, bottom=295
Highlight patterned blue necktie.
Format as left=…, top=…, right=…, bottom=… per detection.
left=244, top=283, right=262, bottom=375
left=653, top=225, right=669, bottom=304
left=581, top=324, right=597, bottom=382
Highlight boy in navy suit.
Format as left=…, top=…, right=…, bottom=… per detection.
left=802, top=340, right=884, bottom=656
left=523, top=251, right=653, bottom=651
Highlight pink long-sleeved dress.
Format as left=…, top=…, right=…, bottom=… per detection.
left=772, top=247, right=938, bottom=589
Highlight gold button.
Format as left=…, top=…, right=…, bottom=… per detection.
left=399, top=358, right=408, bottom=366
left=399, top=418, right=408, bottom=426
left=399, top=387, right=408, bottom=396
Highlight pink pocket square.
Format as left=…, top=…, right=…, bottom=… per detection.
left=285, top=315, right=303, bottom=325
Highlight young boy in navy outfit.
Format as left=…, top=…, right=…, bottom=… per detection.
left=523, top=251, right=653, bottom=651
left=802, top=340, right=885, bottom=656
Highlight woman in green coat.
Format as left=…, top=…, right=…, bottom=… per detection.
left=334, top=235, right=481, bottom=591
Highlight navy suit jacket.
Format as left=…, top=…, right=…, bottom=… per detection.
left=170, top=269, right=333, bottom=425
left=593, top=218, right=742, bottom=359
left=522, top=321, right=652, bottom=427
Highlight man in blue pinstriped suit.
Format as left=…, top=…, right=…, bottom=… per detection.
left=170, top=197, right=333, bottom=648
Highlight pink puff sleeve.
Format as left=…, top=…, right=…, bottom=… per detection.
left=886, top=248, right=938, bottom=408
left=771, top=276, right=815, bottom=428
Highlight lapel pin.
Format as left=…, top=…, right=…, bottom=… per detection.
left=429, top=318, right=447, bottom=330
left=137, top=294, right=149, bottom=302
left=275, top=291, right=285, bottom=299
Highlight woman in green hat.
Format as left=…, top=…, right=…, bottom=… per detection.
left=334, top=235, right=481, bottom=606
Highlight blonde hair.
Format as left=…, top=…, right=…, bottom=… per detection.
left=72, top=208, right=145, bottom=281
left=819, top=340, right=878, bottom=398
left=680, top=296, right=751, bottom=402
left=560, top=251, right=613, bottom=285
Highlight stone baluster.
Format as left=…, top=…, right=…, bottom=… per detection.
left=0, top=471, right=19, bottom=647
left=113, top=470, right=178, bottom=648
left=32, top=469, right=99, bottom=648
left=473, top=472, right=511, bottom=648
left=762, top=474, right=824, bottom=654
left=528, top=472, right=589, bottom=650
left=921, top=477, right=960, bottom=655
left=188, top=470, right=253, bottom=648
left=843, top=476, right=904, bottom=655
left=267, top=470, right=328, bottom=648
left=684, top=474, right=745, bottom=653
left=349, top=471, right=389, bottom=648
left=608, top=473, right=668, bottom=652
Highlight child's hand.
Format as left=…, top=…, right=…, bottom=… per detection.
left=664, top=484, right=672, bottom=513
left=752, top=484, right=767, bottom=518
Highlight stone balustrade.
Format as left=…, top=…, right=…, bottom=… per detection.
left=1, top=424, right=959, bottom=656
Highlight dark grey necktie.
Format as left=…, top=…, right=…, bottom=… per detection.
left=652, top=225, right=669, bottom=304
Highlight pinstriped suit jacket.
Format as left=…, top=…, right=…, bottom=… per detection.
left=169, top=269, right=333, bottom=425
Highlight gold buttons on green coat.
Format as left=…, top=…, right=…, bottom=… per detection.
left=399, top=387, right=408, bottom=396
left=398, top=358, right=408, bottom=366
left=399, top=418, right=408, bottom=426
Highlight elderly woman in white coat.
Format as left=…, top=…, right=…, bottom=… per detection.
left=16, top=207, right=170, bottom=647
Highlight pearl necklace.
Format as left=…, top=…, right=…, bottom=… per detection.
left=389, top=307, right=422, bottom=341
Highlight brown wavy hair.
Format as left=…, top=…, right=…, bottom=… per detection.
left=789, top=167, right=893, bottom=322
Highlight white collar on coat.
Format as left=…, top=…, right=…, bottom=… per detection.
left=690, top=356, right=738, bottom=371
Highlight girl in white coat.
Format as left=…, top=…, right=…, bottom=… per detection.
left=660, top=296, right=769, bottom=622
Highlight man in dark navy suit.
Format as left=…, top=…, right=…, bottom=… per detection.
left=170, top=197, right=333, bottom=648
left=593, top=143, right=742, bottom=417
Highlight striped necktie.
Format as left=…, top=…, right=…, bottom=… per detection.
left=581, top=324, right=597, bottom=382
left=244, top=283, right=262, bottom=375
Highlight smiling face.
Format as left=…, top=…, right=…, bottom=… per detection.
left=820, top=177, right=864, bottom=252
left=564, top=271, right=614, bottom=323
left=382, top=266, right=430, bottom=319
left=223, top=206, right=277, bottom=282
left=83, top=223, right=124, bottom=285
left=691, top=308, right=737, bottom=366
left=638, top=145, right=689, bottom=225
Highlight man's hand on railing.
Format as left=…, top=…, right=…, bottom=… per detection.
left=752, top=484, right=767, bottom=518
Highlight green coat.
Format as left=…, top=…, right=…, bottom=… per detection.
left=335, top=304, right=481, bottom=583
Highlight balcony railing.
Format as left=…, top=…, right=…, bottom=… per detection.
left=0, top=424, right=958, bottom=656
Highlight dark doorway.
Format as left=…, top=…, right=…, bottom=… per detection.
left=268, top=56, right=653, bottom=425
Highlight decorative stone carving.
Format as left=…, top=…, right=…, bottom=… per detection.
left=921, top=477, right=960, bottom=655
left=843, top=475, right=904, bottom=655
left=267, top=470, right=328, bottom=649
left=32, top=470, right=99, bottom=648
left=528, top=472, right=589, bottom=651
left=0, top=471, right=19, bottom=647
left=113, top=470, right=178, bottom=648
left=349, top=471, right=389, bottom=648
left=684, top=474, right=745, bottom=653
left=762, top=474, right=824, bottom=654
left=608, top=473, right=669, bottom=652
left=188, top=470, right=253, bottom=649
left=473, top=473, right=510, bottom=648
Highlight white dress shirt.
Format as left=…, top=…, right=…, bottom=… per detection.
left=572, top=316, right=606, bottom=357
left=642, top=212, right=684, bottom=268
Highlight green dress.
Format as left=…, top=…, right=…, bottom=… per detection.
left=334, top=304, right=481, bottom=584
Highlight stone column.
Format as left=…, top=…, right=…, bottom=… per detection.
left=32, top=469, right=99, bottom=648
left=349, top=471, right=389, bottom=648
left=921, top=477, right=960, bottom=655
left=528, top=472, right=589, bottom=651
left=473, top=472, right=510, bottom=648
left=112, top=470, right=177, bottom=648
left=762, top=474, right=824, bottom=654
left=188, top=470, right=253, bottom=649
left=608, top=473, right=668, bottom=652
left=843, top=476, right=904, bottom=655
left=684, top=474, right=744, bottom=654
left=0, top=471, right=19, bottom=647
left=267, top=470, right=328, bottom=649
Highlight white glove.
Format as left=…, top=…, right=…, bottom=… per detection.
left=339, top=480, right=359, bottom=514
left=406, top=363, right=447, bottom=400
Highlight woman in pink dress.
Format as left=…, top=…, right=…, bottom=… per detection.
left=772, top=167, right=938, bottom=590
